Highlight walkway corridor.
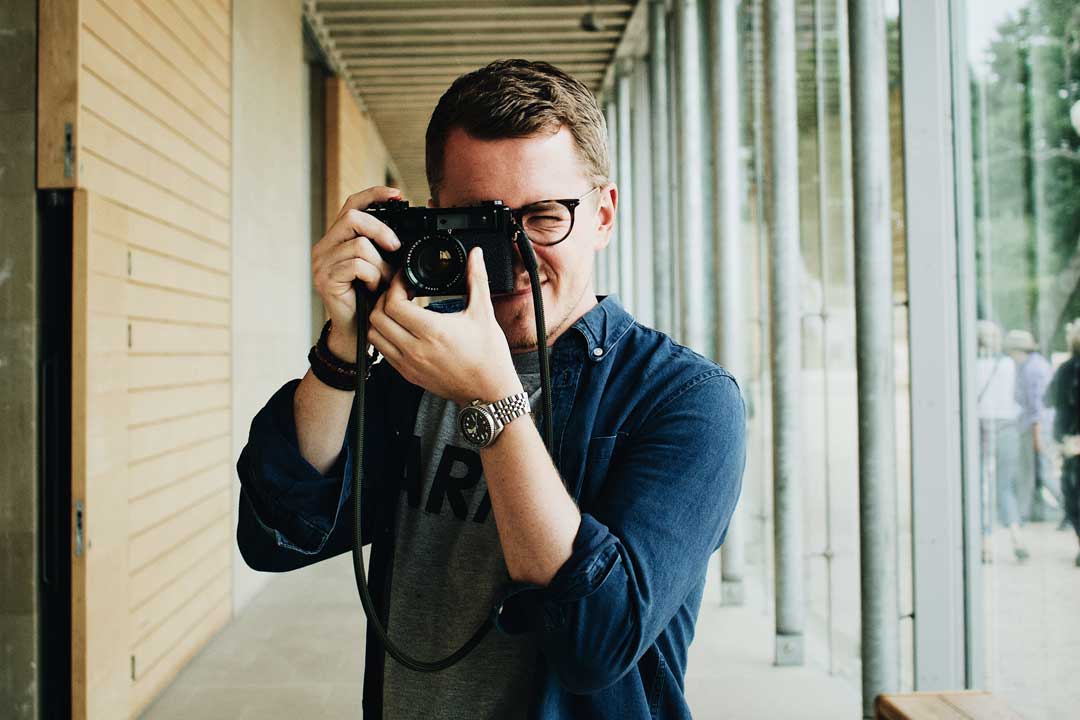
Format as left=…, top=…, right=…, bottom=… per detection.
left=141, top=554, right=859, bottom=719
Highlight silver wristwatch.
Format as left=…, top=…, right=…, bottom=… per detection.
left=458, top=390, right=531, bottom=449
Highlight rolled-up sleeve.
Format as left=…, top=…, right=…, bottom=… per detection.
left=235, top=369, right=384, bottom=572
left=494, top=371, right=746, bottom=694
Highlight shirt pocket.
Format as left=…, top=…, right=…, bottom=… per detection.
left=573, top=433, right=622, bottom=504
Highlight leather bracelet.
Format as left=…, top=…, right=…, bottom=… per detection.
left=308, top=319, right=363, bottom=391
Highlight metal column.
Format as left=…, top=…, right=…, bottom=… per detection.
left=767, top=0, right=805, bottom=666
left=849, top=0, right=899, bottom=714
left=616, top=62, right=636, bottom=310
left=673, top=0, right=708, bottom=354
left=811, top=0, right=837, bottom=672
left=649, top=0, right=675, bottom=336
left=605, top=97, right=621, bottom=297
left=950, top=0, right=984, bottom=690
left=631, top=59, right=655, bottom=328
left=707, top=0, right=745, bottom=606
left=902, top=0, right=971, bottom=694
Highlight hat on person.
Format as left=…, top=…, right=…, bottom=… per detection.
left=1003, top=329, right=1038, bottom=353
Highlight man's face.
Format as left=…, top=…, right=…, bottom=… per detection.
left=434, top=125, right=617, bottom=353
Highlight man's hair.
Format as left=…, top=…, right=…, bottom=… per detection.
left=425, top=59, right=610, bottom=201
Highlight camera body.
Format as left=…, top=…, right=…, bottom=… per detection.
left=366, top=198, right=518, bottom=297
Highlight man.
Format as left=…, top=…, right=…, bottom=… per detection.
left=236, top=60, right=745, bottom=719
left=1005, top=329, right=1061, bottom=523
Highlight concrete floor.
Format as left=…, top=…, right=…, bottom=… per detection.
left=138, top=522, right=1080, bottom=719
left=141, top=553, right=860, bottom=719
left=981, top=521, right=1080, bottom=720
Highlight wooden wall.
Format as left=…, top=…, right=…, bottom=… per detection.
left=40, top=0, right=233, bottom=716
left=324, top=74, right=407, bottom=227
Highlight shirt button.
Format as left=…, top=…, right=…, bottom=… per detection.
left=592, top=348, right=604, bottom=357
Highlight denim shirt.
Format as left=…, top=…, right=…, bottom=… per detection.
left=236, top=294, right=746, bottom=719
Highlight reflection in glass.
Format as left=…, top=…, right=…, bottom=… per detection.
left=966, top=1, right=1080, bottom=716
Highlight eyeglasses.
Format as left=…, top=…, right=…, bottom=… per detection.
left=510, top=186, right=602, bottom=246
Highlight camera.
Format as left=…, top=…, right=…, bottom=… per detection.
left=366, top=198, right=518, bottom=297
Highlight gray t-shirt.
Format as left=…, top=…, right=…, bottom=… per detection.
left=382, top=351, right=543, bottom=719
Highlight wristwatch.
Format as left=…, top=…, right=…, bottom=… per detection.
left=458, top=390, right=531, bottom=449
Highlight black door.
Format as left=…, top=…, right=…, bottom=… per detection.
left=38, top=189, right=73, bottom=720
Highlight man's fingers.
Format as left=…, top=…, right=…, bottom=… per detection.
left=366, top=323, right=402, bottom=366
left=323, top=236, right=395, bottom=287
left=382, top=269, right=429, bottom=335
left=327, top=257, right=381, bottom=291
left=335, top=185, right=401, bottom=224
left=312, top=209, right=399, bottom=270
left=466, top=247, right=492, bottom=313
left=370, top=296, right=419, bottom=345
left=337, top=210, right=402, bottom=254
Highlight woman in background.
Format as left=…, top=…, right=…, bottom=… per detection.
left=977, top=321, right=1028, bottom=562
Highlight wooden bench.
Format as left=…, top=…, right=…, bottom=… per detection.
left=875, top=691, right=1024, bottom=719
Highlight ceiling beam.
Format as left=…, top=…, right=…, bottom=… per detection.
left=363, top=99, right=442, bottom=108
left=325, top=17, right=628, bottom=31
left=315, top=0, right=631, bottom=10
left=338, top=42, right=615, bottom=57
left=340, top=51, right=612, bottom=65
left=356, top=87, right=456, bottom=95
left=329, top=30, right=623, bottom=44
left=346, top=63, right=607, bottom=77
left=318, top=5, right=631, bottom=19
left=357, top=81, right=602, bottom=96
left=355, top=71, right=603, bottom=88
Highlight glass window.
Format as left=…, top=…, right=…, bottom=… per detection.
left=739, top=0, right=911, bottom=693
left=964, top=1, right=1080, bottom=716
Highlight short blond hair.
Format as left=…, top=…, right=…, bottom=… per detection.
left=425, top=59, right=610, bottom=202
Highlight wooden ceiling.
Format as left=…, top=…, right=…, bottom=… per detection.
left=306, top=0, right=632, bottom=199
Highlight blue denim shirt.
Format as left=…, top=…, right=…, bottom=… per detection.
left=236, top=294, right=746, bottom=719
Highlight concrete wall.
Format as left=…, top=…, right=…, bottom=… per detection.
left=0, top=1, right=39, bottom=717
left=231, top=0, right=313, bottom=613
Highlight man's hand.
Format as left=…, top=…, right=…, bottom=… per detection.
left=311, top=185, right=403, bottom=363
left=367, top=247, right=524, bottom=406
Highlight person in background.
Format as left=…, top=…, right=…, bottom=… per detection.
left=977, top=321, right=1028, bottom=562
left=1045, top=320, right=1080, bottom=567
left=1005, top=329, right=1062, bottom=524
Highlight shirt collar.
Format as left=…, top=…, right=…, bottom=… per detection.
left=565, top=294, right=635, bottom=362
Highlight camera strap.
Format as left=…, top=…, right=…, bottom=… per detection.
left=350, top=229, right=554, bottom=672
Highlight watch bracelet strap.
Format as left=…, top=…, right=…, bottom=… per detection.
left=488, top=390, right=531, bottom=426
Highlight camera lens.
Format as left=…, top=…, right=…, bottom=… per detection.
left=405, top=233, right=467, bottom=293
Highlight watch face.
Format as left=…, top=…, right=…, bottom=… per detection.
left=459, top=406, right=494, bottom=447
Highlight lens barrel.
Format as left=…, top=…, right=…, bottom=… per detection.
left=404, top=233, right=467, bottom=294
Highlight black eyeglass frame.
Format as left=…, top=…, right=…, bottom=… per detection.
left=509, top=185, right=603, bottom=247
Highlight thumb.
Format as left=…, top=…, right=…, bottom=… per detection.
left=466, top=247, right=491, bottom=313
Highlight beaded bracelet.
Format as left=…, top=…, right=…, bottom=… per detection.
left=307, top=319, right=374, bottom=391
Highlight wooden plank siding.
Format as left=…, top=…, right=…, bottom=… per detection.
left=40, top=0, right=234, bottom=716
left=82, top=0, right=234, bottom=692
left=72, top=186, right=134, bottom=719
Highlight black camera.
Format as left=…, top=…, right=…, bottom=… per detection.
left=366, top=198, right=518, bottom=297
